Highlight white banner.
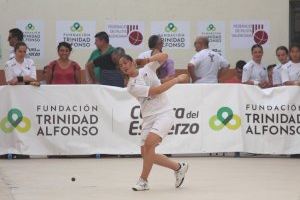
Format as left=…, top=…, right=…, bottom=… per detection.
left=56, top=21, right=96, bottom=49
left=231, top=21, right=270, bottom=48
left=16, top=20, right=44, bottom=60
left=197, top=21, right=225, bottom=56
left=151, top=21, right=190, bottom=49
left=105, top=21, right=145, bottom=49
left=0, top=84, right=300, bottom=155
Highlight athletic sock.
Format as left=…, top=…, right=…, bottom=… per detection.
left=140, top=177, right=147, bottom=182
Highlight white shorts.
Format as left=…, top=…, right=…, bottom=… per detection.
left=140, top=110, right=174, bottom=146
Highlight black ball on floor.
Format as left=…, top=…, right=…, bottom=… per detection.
left=71, top=177, right=76, bottom=181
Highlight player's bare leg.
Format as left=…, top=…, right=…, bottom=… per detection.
left=141, top=146, right=179, bottom=171
left=132, top=133, right=188, bottom=191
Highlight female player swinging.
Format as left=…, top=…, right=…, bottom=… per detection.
left=119, top=51, right=189, bottom=191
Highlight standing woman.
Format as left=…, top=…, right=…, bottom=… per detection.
left=138, top=35, right=164, bottom=58
left=4, top=42, right=36, bottom=85
left=138, top=35, right=176, bottom=83
left=272, top=46, right=289, bottom=86
left=242, top=44, right=270, bottom=88
left=119, top=52, right=189, bottom=191
left=281, top=44, right=300, bottom=86
left=46, top=42, right=81, bottom=84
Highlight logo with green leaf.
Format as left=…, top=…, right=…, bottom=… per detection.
left=209, top=107, right=241, bottom=131
left=165, top=22, right=177, bottom=32
left=70, top=22, right=83, bottom=32
left=0, top=108, right=31, bottom=133
left=25, top=23, right=35, bottom=32
left=206, top=24, right=216, bottom=32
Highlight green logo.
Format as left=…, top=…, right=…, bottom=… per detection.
left=165, top=23, right=177, bottom=32
left=25, top=23, right=35, bottom=31
left=206, top=24, right=216, bottom=32
left=0, top=108, right=31, bottom=133
left=71, top=22, right=83, bottom=32
left=209, top=107, right=241, bottom=131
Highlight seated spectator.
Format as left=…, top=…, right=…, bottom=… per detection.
left=281, top=44, right=300, bottom=86
left=86, top=47, right=125, bottom=87
left=7, top=28, right=29, bottom=60
left=187, top=36, right=229, bottom=83
left=86, top=31, right=114, bottom=84
left=242, top=44, right=271, bottom=88
left=4, top=42, right=36, bottom=85
left=223, top=60, right=246, bottom=83
left=138, top=35, right=175, bottom=83
left=267, top=64, right=276, bottom=86
left=46, top=42, right=81, bottom=84
left=273, top=46, right=289, bottom=86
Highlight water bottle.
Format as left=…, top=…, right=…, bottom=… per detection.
left=7, top=153, right=13, bottom=160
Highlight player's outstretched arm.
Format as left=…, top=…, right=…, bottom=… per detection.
left=148, top=74, right=188, bottom=96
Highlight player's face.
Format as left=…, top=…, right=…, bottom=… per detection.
left=289, top=47, right=300, bottom=63
left=276, top=50, right=288, bottom=64
left=119, top=57, right=134, bottom=76
left=252, top=47, right=263, bottom=63
left=15, top=45, right=27, bottom=59
left=58, top=46, right=71, bottom=60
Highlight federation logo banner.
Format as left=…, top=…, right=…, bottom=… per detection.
left=0, top=84, right=299, bottom=155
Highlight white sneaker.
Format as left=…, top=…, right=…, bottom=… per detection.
left=132, top=178, right=149, bottom=191
left=174, top=162, right=188, bottom=188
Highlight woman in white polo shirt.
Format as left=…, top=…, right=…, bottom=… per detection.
left=281, top=44, right=300, bottom=86
left=4, top=42, right=36, bottom=85
left=119, top=51, right=189, bottom=191
left=242, top=44, right=270, bottom=88
left=272, top=46, right=289, bottom=86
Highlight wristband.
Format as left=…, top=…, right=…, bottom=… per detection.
left=17, top=76, right=24, bottom=82
left=253, top=80, right=259, bottom=85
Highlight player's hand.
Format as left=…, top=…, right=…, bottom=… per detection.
left=176, top=74, right=189, bottom=83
